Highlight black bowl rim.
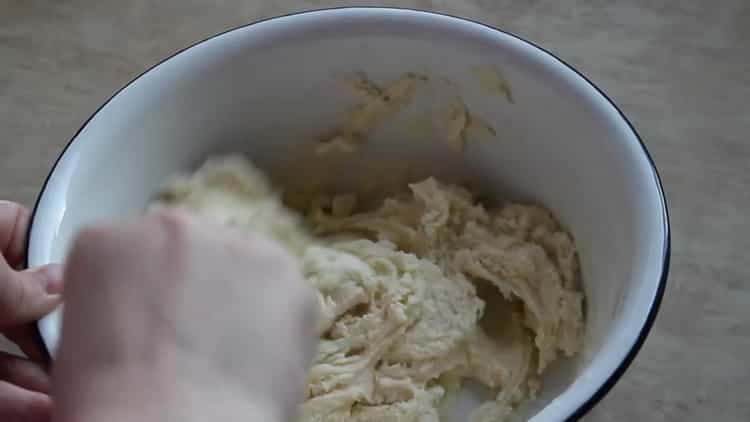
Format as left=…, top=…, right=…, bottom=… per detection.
left=24, top=7, right=670, bottom=421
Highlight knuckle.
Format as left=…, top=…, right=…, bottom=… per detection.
left=0, top=202, right=30, bottom=264
left=67, top=222, right=135, bottom=274
left=67, top=225, right=112, bottom=267
left=284, top=275, right=317, bottom=320
left=0, top=270, right=16, bottom=318
left=254, top=236, right=296, bottom=265
left=20, top=389, right=51, bottom=422
left=0, top=201, right=27, bottom=226
left=0, top=274, right=33, bottom=326
left=150, top=207, right=192, bottom=241
left=72, top=225, right=111, bottom=251
left=228, top=232, right=293, bottom=268
left=301, top=285, right=319, bottom=317
left=150, top=206, right=192, bottom=226
left=11, top=282, right=32, bottom=315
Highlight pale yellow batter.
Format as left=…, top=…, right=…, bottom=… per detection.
left=158, top=156, right=584, bottom=422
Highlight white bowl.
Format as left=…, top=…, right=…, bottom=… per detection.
left=27, top=8, right=669, bottom=421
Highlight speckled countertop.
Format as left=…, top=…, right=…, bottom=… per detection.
left=1, top=1, right=748, bottom=420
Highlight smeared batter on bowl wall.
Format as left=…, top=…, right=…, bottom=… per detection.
left=317, top=72, right=428, bottom=155
left=318, top=72, right=497, bottom=154
left=158, top=156, right=585, bottom=422
left=471, top=65, right=514, bottom=104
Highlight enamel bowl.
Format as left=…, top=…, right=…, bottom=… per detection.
left=28, top=8, right=669, bottom=421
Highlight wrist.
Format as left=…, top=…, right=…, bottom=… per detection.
left=53, top=355, right=285, bottom=422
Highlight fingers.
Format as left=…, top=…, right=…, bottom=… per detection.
left=0, top=352, right=50, bottom=394
left=0, top=201, right=63, bottom=329
left=0, top=201, right=31, bottom=269
left=0, top=380, right=51, bottom=422
left=0, top=202, right=55, bottom=421
left=4, top=326, right=48, bottom=364
left=0, top=264, right=63, bottom=330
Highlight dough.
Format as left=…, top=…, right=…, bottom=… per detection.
left=158, top=156, right=584, bottom=422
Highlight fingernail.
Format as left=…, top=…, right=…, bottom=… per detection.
left=30, top=264, right=64, bottom=295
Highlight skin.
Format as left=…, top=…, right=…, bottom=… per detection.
left=0, top=201, right=61, bottom=422
left=0, top=202, right=318, bottom=422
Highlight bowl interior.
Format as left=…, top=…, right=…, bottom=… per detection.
left=29, top=9, right=667, bottom=421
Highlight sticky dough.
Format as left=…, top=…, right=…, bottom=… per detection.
left=158, top=156, right=584, bottom=422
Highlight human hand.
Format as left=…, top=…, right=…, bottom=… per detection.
left=52, top=208, right=318, bottom=422
left=0, top=201, right=64, bottom=422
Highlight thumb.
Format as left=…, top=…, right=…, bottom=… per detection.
left=0, top=263, right=63, bottom=330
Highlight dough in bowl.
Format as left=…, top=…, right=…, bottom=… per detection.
left=157, top=155, right=585, bottom=422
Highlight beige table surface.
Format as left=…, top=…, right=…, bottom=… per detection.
left=2, top=1, right=749, bottom=421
